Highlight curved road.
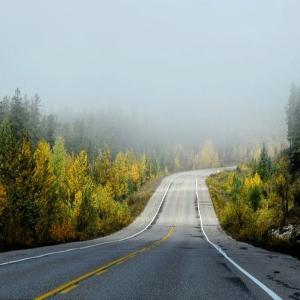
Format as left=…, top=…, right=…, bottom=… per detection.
left=0, top=170, right=299, bottom=299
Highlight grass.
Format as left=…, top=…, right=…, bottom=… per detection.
left=127, top=177, right=163, bottom=220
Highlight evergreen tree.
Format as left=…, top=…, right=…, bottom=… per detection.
left=12, top=140, right=38, bottom=241
left=287, top=84, right=300, bottom=173
left=9, top=89, right=30, bottom=139
left=287, top=84, right=298, bottom=148
left=72, top=119, right=86, bottom=153
left=274, top=153, right=291, bottom=226
left=257, top=144, right=272, bottom=181
left=28, top=94, right=42, bottom=145
left=291, top=97, right=300, bottom=172
left=0, top=97, right=10, bottom=122
left=41, top=114, right=56, bottom=146
left=0, top=135, right=38, bottom=247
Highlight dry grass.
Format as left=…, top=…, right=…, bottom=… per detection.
left=127, top=177, right=163, bottom=220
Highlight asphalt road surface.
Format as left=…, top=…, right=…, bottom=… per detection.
left=0, top=169, right=299, bottom=300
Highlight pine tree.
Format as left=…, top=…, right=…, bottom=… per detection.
left=72, top=119, right=86, bottom=153
left=274, top=153, right=291, bottom=227
left=287, top=84, right=300, bottom=173
left=10, top=89, right=30, bottom=139
left=28, top=94, right=42, bottom=145
left=0, top=97, right=10, bottom=123
left=0, top=120, right=18, bottom=246
left=287, top=84, right=298, bottom=148
left=257, top=144, right=272, bottom=181
left=291, top=95, right=300, bottom=172
left=41, top=114, right=56, bottom=146
left=13, top=140, right=38, bottom=240
left=1, top=138, right=38, bottom=247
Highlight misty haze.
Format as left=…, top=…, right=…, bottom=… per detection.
left=0, top=1, right=300, bottom=300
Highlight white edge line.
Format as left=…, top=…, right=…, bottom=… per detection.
left=0, top=180, right=173, bottom=267
left=195, top=178, right=283, bottom=300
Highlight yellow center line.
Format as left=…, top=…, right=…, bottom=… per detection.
left=95, top=269, right=108, bottom=276
left=35, top=197, right=181, bottom=300
left=59, top=284, right=78, bottom=294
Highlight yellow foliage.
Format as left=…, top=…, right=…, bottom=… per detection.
left=34, top=140, right=53, bottom=177
left=0, top=184, right=6, bottom=216
left=130, top=164, right=140, bottom=184
left=93, top=185, right=130, bottom=234
left=244, top=173, right=262, bottom=189
left=225, top=173, right=235, bottom=193
left=73, top=191, right=83, bottom=217
left=255, top=200, right=280, bottom=238
left=138, top=154, right=148, bottom=184
left=0, top=184, right=6, bottom=198
left=65, top=151, right=89, bottom=193
left=49, top=222, right=77, bottom=242
left=93, top=186, right=114, bottom=213
left=0, top=134, right=157, bottom=248
left=199, top=140, right=220, bottom=168
left=20, top=140, right=32, bottom=158
left=220, top=200, right=252, bottom=229
left=33, top=140, right=56, bottom=225
left=275, top=174, right=286, bottom=187
left=111, top=152, right=129, bottom=199
left=238, top=164, right=250, bottom=172
left=63, top=150, right=92, bottom=221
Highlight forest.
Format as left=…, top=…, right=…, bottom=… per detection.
left=0, top=88, right=290, bottom=250
left=207, top=84, right=300, bottom=257
left=0, top=89, right=167, bottom=249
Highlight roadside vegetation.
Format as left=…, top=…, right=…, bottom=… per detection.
left=0, top=90, right=165, bottom=250
left=127, top=178, right=162, bottom=220
left=207, top=84, right=300, bottom=258
left=0, top=88, right=289, bottom=251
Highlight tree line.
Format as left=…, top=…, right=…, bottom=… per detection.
left=0, top=90, right=163, bottom=249
left=207, top=84, right=300, bottom=256
left=0, top=89, right=237, bottom=174
left=0, top=88, right=289, bottom=249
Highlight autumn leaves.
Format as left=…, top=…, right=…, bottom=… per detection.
left=0, top=128, right=159, bottom=249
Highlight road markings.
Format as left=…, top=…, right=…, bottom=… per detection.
left=195, top=178, right=283, bottom=300
left=0, top=181, right=173, bottom=268
left=34, top=231, right=173, bottom=300
left=35, top=191, right=181, bottom=300
left=95, top=269, right=107, bottom=276
left=59, top=284, right=78, bottom=294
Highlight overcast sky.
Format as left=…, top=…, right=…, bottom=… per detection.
left=1, top=1, right=300, bottom=144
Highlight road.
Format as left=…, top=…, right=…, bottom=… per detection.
left=0, top=169, right=299, bottom=300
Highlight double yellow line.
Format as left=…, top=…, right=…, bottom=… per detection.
left=35, top=198, right=180, bottom=300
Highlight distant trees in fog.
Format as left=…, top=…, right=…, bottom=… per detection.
left=287, top=84, right=300, bottom=173
left=0, top=88, right=290, bottom=249
left=0, top=88, right=56, bottom=145
left=207, top=84, right=300, bottom=254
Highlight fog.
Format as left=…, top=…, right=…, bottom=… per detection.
left=1, top=1, right=300, bottom=147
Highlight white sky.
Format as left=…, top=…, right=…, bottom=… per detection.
left=1, top=0, right=300, bottom=143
